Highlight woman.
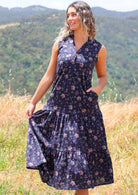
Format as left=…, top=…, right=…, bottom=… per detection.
left=26, top=1, right=114, bottom=195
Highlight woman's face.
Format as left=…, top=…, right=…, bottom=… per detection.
left=67, top=6, right=81, bottom=31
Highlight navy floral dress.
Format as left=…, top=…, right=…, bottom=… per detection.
left=26, top=35, right=114, bottom=190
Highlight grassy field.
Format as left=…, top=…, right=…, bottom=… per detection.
left=0, top=93, right=137, bottom=195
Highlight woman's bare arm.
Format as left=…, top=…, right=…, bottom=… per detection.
left=86, top=45, right=107, bottom=95
left=26, top=41, right=58, bottom=118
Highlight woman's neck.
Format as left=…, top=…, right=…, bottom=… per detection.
left=73, top=29, right=88, bottom=43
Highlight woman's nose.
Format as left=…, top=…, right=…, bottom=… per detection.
left=68, top=15, right=73, bottom=20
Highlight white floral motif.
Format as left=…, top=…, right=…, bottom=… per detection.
left=60, top=182, right=64, bottom=187
left=32, top=121, right=35, bottom=126
left=79, top=170, right=84, bottom=175
left=95, top=171, right=99, bottom=176
left=87, top=180, right=91, bottom=185
left=99, top=158, right=104, bottom=163
left=70, top=40, right=73, bottom=43
left=52, top=131, right=56, bottom=136
left=77, top=77, right=81, bottom=82
left=70, top=160, right=75, bottom=165
left=101, top=177, right=105, bottom=182
left=29, top=162, right=33, bottom=166
left=28, top=145, right=32, bottom=149
left=69, top=126, right=74, bottom=131
left=83, top=159, right=87, bottom=164
left=55, top=171, right=58, bottom=176
left=49, top=123, right=54, bottom=128
left=88, top=97, right=93, bottom=102
left=63, top=133, right=67, bottom=137
left=66, top=174, right=69, bottom=178
left=63, top=44, right=67, bottom=47
left=68, top=146, right=72, bottom=151
left=28, top=127, right=32, bottom=132
left=80, top=63, right=84, bottom=67
left=61, top=161, right=66, bottom=166
left=60, top=61, right=63, bottom=65
left=88, top=148, right=93, bottom=153
left=71, top=181, right=75, bottom=186
left=67, top=54, right=71, bottom=57
left=109, top=168, right=113, bottom=173
left=82, top=109, right=86, bottom=113
left=80, top=126, right=84, bottom=130
left=102, top=145, right=106, bottom=150
left=88, top=129, right=92, bottom=133
left=57, top=86, right=61, bottom=90
left=67, top=153, right=72, bottom=158
left=77, top=150, right=81, bottom=155
left=44, top=141, right=49, bottom=147
left=71, top=85, right=75, bottom=90
left=84, top=136, right=87, bottom=140
left=89, top=70, right=92, bottom=75
left=74, top=133, right=79, bottom=138
left=57, top=143, right=60, bottom=147
left=61, top=93, right=65, bottom=98
left=100, top=126, right=103, bottom=130
left=84, top=117, right=88, bottom=121
left=94, top=136, right=98, bottom=140
left=53, top=106, right=58, bottom=110
left=89, top=57, right=93, bottom=61
left=65, top=74, right=69, bottom=79
left=69, top=105, right=73, bottom=110
left=106, top=149, right=109, bottom=154
left=56, top=111, right=60, bottom=116
left=92, top=116, right=96, bottom=121
left=77, top=96, right=81, bottom=101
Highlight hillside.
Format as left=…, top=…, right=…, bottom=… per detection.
left=93, top=7, right=138, bottom=18
left=0, top=5, right=138, bottom=25
left=0, top=11, right=137, bottom=101
left=0, top=5, right=60, bottom=25
left=0, top=94, right=137, bottom=194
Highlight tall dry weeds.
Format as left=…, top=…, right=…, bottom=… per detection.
left=0, top=93, right=137, bottom=195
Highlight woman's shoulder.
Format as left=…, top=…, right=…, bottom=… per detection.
left=56, top=35, right=73, bottom=51
left=89, top=38, right=105, bottom=52
left=91, top=38, right=102, bottom=47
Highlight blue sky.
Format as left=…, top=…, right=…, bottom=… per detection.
left=0, top=0, right=138, bottom=11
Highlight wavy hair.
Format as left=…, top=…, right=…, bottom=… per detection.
left=55, top=1, right=96, bottom=41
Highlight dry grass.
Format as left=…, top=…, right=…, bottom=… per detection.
left=100, top=97, right=138, bottom=129
left=0, top=93, right=137, bottom=195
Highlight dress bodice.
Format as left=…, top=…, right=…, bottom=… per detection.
left=45, top=35, right=102, bottom=112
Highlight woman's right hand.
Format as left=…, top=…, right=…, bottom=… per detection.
left=26, top=103, right=36, bottom=119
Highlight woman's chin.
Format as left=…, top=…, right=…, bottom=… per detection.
left=70, top=27, right=79, bottom=31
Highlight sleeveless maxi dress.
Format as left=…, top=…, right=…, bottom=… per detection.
left=26, top=35, right=114, bottom=190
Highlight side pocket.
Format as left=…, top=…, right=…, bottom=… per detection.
left=86, top=90, right=98, bottom=100
left=84, top=90, right=98, bottom=108
left=89, top=90, right=98, bottom=97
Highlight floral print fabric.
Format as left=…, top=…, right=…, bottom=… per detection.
left=26, top=35, right=114, bottom=190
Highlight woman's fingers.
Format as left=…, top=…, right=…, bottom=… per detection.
left=86, top=88, right=91, bottom=92
left=86, top=87, right=99, bottom=95
left=26, top=104, right=36, bottom=118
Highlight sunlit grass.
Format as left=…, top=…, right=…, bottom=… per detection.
left=0, top=93, right=137, bottom=195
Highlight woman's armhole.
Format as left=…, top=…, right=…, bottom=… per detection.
left=97, top=45, right=107, bottom=62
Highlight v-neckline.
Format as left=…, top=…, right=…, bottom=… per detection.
left=72, top=34, right=90, bottom=53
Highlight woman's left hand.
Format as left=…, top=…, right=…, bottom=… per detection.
left=86, top=87, right=100, bottom=96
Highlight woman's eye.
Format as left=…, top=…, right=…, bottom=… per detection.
left=67, top=13, right=77, bottom=19
left=72, top=13, right=77, bottom=16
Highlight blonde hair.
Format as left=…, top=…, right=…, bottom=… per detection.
left=55, top=1, right=96, bottom=42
